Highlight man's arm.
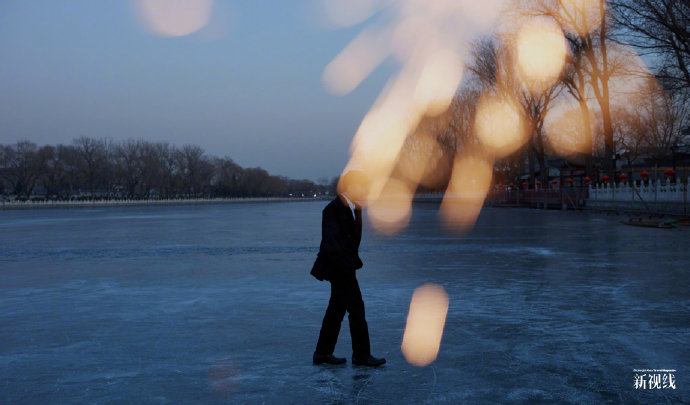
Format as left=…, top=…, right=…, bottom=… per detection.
left=354, top=207, right=362, bottom=249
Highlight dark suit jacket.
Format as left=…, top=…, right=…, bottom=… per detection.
left=310, top=194, right=363, bottom=281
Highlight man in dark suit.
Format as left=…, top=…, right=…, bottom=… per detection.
left=311, top=170, right=386, bottom=367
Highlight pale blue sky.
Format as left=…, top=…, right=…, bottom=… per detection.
left=0, top=1, right=394, bottom=182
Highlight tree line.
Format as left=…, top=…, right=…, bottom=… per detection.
left=0, top=137, right=337, bottom=199
left=397, top=0, right=689, bottom=188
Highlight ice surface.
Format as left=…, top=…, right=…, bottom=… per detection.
left=1, top=202, right=688, bottom=403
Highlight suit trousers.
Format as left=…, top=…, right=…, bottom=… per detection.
left=315, top=268, right=371, bottom=359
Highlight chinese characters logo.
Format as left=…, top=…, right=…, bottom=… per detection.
left=633, top=369, right=676, bottom=390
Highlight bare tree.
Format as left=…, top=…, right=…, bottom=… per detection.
left=57, top=144, right=81, bottom=199
left=468, top=34, right=561, bottom=183
left=637, top=76, right=688, bottom=162
left=445, top=86, right=483, bottom=155
left=0, top=140, right=42, bottom=197
left=153, top=142, right=179, bottom=198
left=559, top=39, right=596, bottom=175
left=136, top=141, right=164, bottom=198
left=526, top=0, right=624, bottom=178
left=612, top=103, right=649, bottom=168
left=212, top=156, right=244, bottom=197
left=114, top=139, right=144, bottom=198
left=610, top=0, right=690, bottom=97
left=37, top=145, right=67, bottom=198
left=73, top=136, right=108, bottom=198
left=613, top=75, right=688, bottom=177
left=175, top=144, right=214, bottom=197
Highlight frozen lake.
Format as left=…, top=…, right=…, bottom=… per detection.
left=1, top=201, right=688, bottom=404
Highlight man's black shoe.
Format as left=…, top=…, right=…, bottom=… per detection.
left=352, top=355, right=386, bottom=367
left=313, top=352, right=346, bottom=365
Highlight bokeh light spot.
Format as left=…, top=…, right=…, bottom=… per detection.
left=516, top=18, right=567, bottom=91
left=134, top=0, right=213, bottom=37
left=401, top=283, right=449, bottom=367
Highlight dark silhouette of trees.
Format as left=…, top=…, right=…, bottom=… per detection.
left=610, top=0, right=690, bottom=97
left=0, top=138, right=330, bottom=200
left=0, top=140, right=42, bottom=197
left=73, top=136, right=109, bottom=198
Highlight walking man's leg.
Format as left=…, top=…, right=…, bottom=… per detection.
left=344, top=275, right=371, bottom=359
left=342, top=270, right=386, bottom=367
left=314, top=276, right=347, bottom=364
left=314, top=270, right=385, bottom=366
left=315, top=281, right=346, bottom=355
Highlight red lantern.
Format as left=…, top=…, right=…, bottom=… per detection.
left=535, top=181, right=541, bottom=187
left=584, top=177, right=591, bottom=183
left=521, top=182, right=528, bottom=188
left=640, top=171, right=650, bottom=178
left=509, top=183, right=515, bottom=188
left=619, top=174, right=628, bottom=183
left=601, top=175, right=610, bottom=183
left=664, top=169, right=676, bottom=178
left=566, top=178, right=573, bottom=184
left=551, top=180, right=558, bottom=185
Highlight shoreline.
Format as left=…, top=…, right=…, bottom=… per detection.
left=4, top=195, right=687, bottom=218
left=486, top=200, right=688, bottom=217
left=2, top=193, right=445, bottom=211
left=0, top=196, right=330, bottom=210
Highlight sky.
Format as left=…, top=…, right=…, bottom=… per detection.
left=0, top=1, right=395, bottom=182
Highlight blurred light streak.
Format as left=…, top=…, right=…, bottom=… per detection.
left=323, top=0, right=504, bottom=233
left=134, top=0, right=213, bottom=37
left=439, top=155, right=494, bottom=233
left=367, top=177, right=414, bottom=234
left=396, top=133, right=444, bottom=188
left=322, top=0, right=383, bottom=28
left=414, top=49, right=464, bottom=116
left=401, top=283, right=449, bottom=367
left=322, top=28, right=392, bottom=96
